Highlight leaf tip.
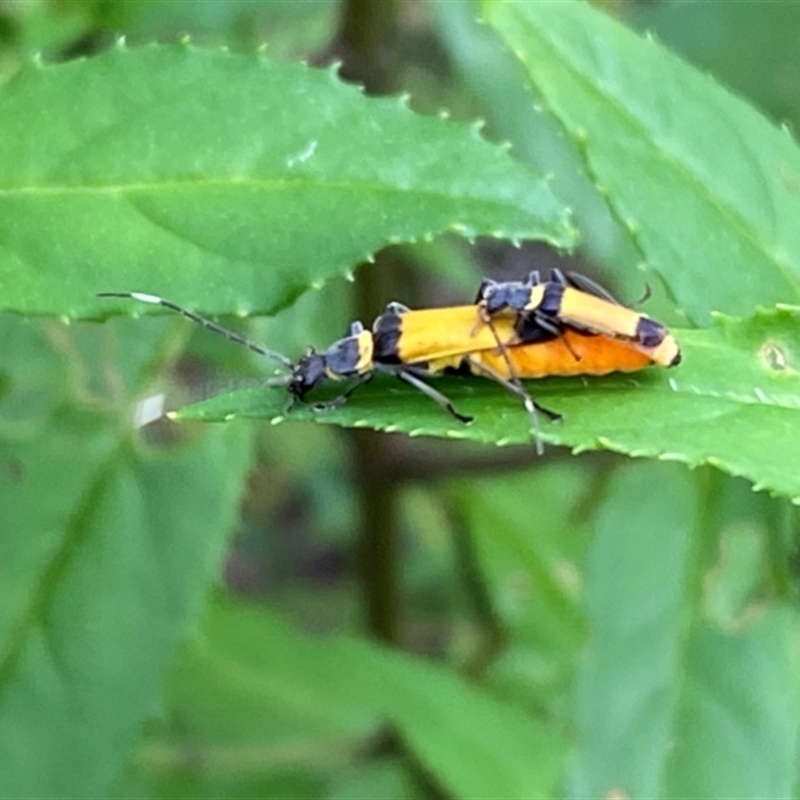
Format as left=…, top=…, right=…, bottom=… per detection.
left=625, top=218, right=641, bottom=235
left=625, top=447, right=644, bottom=458
left=326, top=60, right=345, bottom=81
left=450, top=222, right=476, bottom=239
left=26, top=49, right=43, bottom=67
left=470, top=118, right=487, bottom=137
left=563, top=220, right=579, bottom=244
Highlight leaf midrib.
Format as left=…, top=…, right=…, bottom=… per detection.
left=0, top=175, right=540, bottom=207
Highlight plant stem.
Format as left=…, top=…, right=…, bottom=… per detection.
left=334, top=0, right=403, bottom=645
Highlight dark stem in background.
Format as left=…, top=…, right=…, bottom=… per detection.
left=335, top=0, right=400, bottom=93
left=445, top=496, right=506, bottom=681
left=333, top=0, right=403, bottom=645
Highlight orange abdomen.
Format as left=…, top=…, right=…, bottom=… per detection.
left=475, top=330, right=654, bottom=379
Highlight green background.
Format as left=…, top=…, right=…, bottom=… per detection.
left=2, top=1, right=800, bottom=797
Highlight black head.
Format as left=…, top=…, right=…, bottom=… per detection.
left=288, top=350, right=327, bottom=400
left=478, top=271, right=545, bottom=315
left=484, top=281, right=537, bottom=315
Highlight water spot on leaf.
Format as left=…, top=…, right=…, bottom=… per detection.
left=286, top=140, right=318, bottom=168
left=760, top=341, right=790, bottom=371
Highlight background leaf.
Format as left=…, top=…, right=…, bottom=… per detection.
left=448, top=462, right=595, bottom=714
left=4, top=4, right=800, bottom=798
left=430, top=0, right=641, bottom=294
left=0, top=316, right=253, bottom=798
left=568, top=463, right=800, bottom=799
left=630, top=1, right=800, bottom=133
left=0, top=43, right=574, bottom=318
left=482, top=0, right=800, bottom=325
left=137, top=598, right=567, bottom=800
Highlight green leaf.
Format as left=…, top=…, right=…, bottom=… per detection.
left=630, top=2, right=800, bottom=133
left=568, top=463, right=696, bottom=797
left=326, top=761, right=414, bottom=800
left=569, top=464, right=800, bottom=798
left=0, top=316, right=254, bottom=798
left=664, top=612, right=800, bottom=798
left=482, top=0, right=800, bottom=325
left=177, top=306, right=800, bottom=502
left=430, top=0, right=640, bottom=282
left=146, top=598, right=567, bottom=800
left=450, top=463, right=594, bottom=713
left=0, top=43, right=574, bottom=318
left=379, top=643, right=565, bottom=799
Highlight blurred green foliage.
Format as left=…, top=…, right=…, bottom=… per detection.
left=2, top=1, right=800, bottom=798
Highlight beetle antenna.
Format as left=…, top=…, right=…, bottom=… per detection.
left=97, top=292, right=294, bottom=370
